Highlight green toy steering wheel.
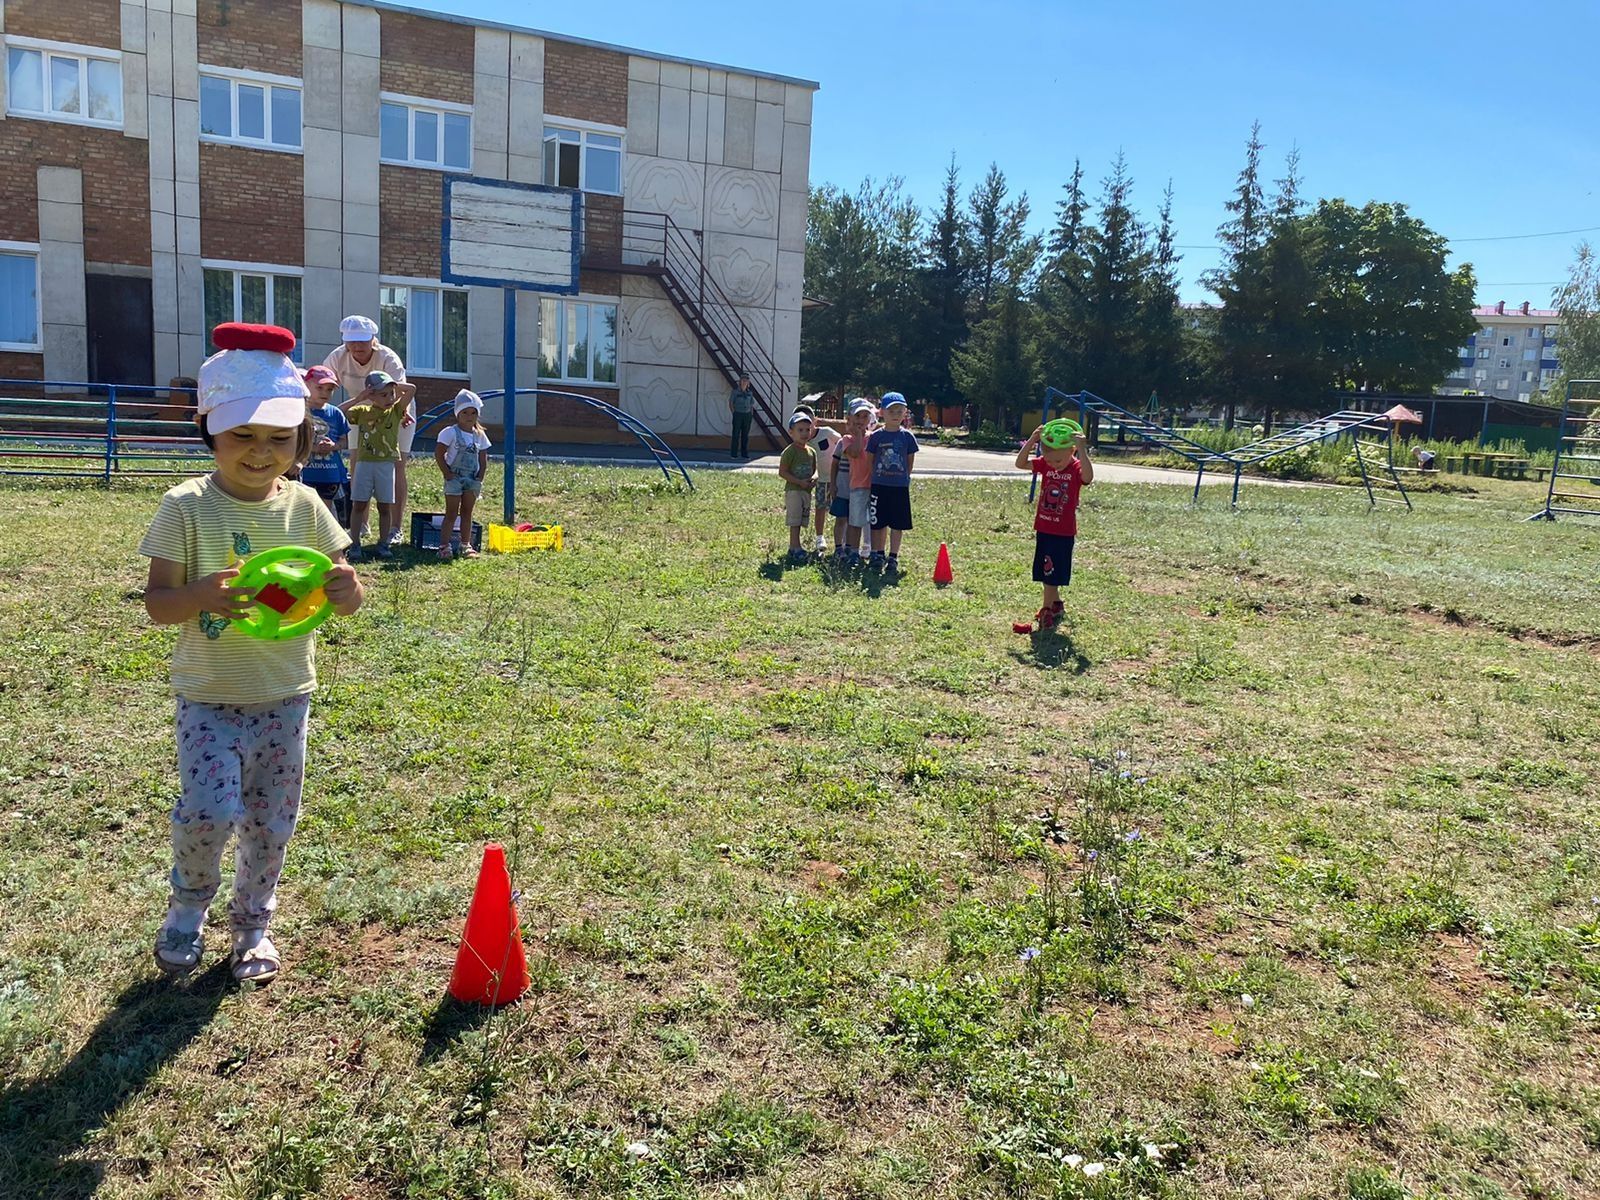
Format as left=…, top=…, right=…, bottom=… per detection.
left=1038, top=417, right=1084, bottom=449
left=231, top=546, right=335, bottom=641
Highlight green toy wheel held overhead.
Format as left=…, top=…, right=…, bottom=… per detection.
left=231, top=546, right=335, bottom=641
left=1038, top=418, right=1084, bottom=449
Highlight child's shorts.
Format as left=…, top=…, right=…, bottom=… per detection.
left=848, top=488, right=871, bottom=529
left=813, top=478, right=832, bottom=515
left=829, top=486, right=851, bottom=520
left=444, top=474, right=483, bottom=496
left=869, top=484, right=913, bottom=531
left=1033, top=532, right=1075, bottom=586
left=784, top=487, right=812, bottom=527
left=351, top=459, right=397, bottom=503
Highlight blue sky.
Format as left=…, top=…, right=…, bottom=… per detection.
left=432, top=0, right=1600, bottom=306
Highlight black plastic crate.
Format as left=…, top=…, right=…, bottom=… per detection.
left=410, top=511, right=483, bottom=551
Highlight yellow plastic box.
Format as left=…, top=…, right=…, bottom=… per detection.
left=486, top=523, right=564, bottom=553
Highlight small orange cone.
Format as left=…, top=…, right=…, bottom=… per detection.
left=448, top=843, right=530, bottom=1006
left=933, top=542, right=954, bottom=586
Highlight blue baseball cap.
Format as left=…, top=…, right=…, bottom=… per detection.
left=881, top=391, right=907, bottom=409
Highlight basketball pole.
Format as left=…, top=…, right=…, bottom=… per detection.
left=504, top=287, right=516, bottom=524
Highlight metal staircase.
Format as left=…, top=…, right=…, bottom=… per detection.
left=582, top=209, right=791, bottom=451
left=1529, top=379, right=1600, bottom=521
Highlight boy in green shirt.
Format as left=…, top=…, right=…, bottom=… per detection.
left=344, top=371, right=414, bottom=560
left=777, top=412, right=817, bottom=565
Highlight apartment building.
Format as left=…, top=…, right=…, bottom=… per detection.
left=0, top=0, right=816, bottom=444
left=1440, top=301, right=1561, bottom=402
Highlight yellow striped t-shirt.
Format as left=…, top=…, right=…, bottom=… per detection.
left=139, top=475, right=351, bottom=704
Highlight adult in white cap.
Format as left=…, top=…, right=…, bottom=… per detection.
left=322, top=315, right=413, bottom=546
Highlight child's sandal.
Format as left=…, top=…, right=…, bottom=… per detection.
left=438, top=545, right=453, bottom=561
left=153, top=927, right=205, bottom=977
left=231, top=932, right=281, bottom=984
left=459, top=545, right=479, bottom=558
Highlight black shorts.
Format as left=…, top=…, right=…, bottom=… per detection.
left=1033, top=532, right=1075, bottom=586
left=869, top=485, right=913, bottom=530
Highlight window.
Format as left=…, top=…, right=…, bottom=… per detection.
left=1527, top=327, right=1539, bottom=339
left=1501, top=337, right=1511, bottom=346
left=1521, top=370, right=1534, bottom=382
left=199, top=68, right=301, bottom=151
left=379, top=281, right=468, bottom=375
left=1473, top=369, right=1487, bottom=382
left=1476, top=347, right=1491, bottom=359
left=379, top=94, right=471, bottom=171
left=542, top=123, right=623, bottom=194
left=538, top=297, right=618, bottom=384
left=1517, top=392, right=1531, bottom=403
left=1544, top=324, right=1559, bottom=338
left=1496, top=378, right=1510, bottom=391
left=1522, top=348, right=1536, bottom=361
left=1498, top=358, right=1510, bottom=369
left=1542, top=368, right=1558, bottom=383
left=1480, top=325, right=1495, bottom=339
left=6, top=38, right=122, bottom=126
left=0, top=245, right=40, bottom=350
left=202, top=263, right=303, bottom=362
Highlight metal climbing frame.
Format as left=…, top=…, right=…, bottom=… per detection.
left=1041, top=388, right=1222, bottom=503
left=1528, top=379, right=1600, bottom=521
left=1222, top=410, right=1413, bottom=507
left=415, top=386, right=695, bottom=491
left=1038, top=388, right=1413, bottom=508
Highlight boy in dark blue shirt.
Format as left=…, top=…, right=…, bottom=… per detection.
left=298, top=365, right=351, bottom=524
left=866, top=392, right=918, bottom=573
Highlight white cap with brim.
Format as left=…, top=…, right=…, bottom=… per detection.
left=340, top=314, right=379, bottom=341
left=198, top=346, right=310, bottom=435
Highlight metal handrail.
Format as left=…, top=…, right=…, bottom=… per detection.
left=414, top=386, right=694, bottom=491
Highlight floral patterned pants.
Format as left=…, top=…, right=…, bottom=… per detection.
left=169, top=695, right=309, bottom=933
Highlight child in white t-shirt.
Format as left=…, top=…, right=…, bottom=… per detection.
left=434, top=389, right=491, bottom=560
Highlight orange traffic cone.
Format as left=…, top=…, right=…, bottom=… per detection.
left=933, top=542, right=954, bottom=586
left=448, top=843, right=530, bottom=1006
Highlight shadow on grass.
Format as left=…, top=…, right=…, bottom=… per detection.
left=0, top=963, right=231, bottom=1198
left=1010, top=629, right=1091, bottom=673
left=420, top=995, right=497, bottom=1064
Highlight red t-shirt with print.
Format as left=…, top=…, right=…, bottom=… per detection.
left=1032, top=455, right=1083, bottom=537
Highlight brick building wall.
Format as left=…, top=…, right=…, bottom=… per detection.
left=0, top=122, right=150, bottom=265
left=377, top=165, right=441, bottom=278
left=410, top=377, right=459, bottom=412
left=199, top=145, right=303, bottom=264
left=0, top=352, right=45, bottom=381
left=4, top=0, right=121, bottom=50
left=379, top=11, right=473, bottom=105
left=197, top=0, right=304, bottom=75
left=542, top=40, right=627, bottom=126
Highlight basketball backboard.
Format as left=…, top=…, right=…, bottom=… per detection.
left=441, top=177, right=582, bottom=293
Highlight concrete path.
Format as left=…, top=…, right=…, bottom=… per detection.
left=503, top=441, right=1319, bottom=488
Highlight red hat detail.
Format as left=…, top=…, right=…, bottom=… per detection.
left=211, top=323, right=298, bottom=354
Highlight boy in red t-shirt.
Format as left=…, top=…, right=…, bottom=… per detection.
left=1013, top=421, right=1094, bottom=633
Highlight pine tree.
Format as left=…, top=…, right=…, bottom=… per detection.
left=1203, top=122, right=1271, bottom=428
left=968, top=164, right=1030, bottom=320
left=1260, top=146, right=1323, bottom=425
left=1079, top=152, right=1152, bottom=405
left=1036, top=159, right=1090, bottom=389
left=1136, top=180, right=1185, bottom=414
left=920, top=156, right=972, bottom=408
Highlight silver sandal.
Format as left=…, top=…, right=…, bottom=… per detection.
left=153, top=926, right=205, bottom=977
left=231, top=931, right=281, bottom=984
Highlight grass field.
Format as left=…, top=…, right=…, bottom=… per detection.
left=2, top=465, right=1599, bottom=1200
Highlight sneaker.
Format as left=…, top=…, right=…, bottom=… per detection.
left=868, top=552, right=886, bottom=571
left=1036, top=605, right=1062, bottom=632
left=814, top=535, right=827, bottom=553
left=375, top=543, right=393, bottom=560
left=383, top=528, right=403, bottom=549
left=787, top=547, right=809, bottom=566
left=886, top=554, right=899, bottom=574
left=347, top=544, right=363, bottom=563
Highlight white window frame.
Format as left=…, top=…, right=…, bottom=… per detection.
left=537, top=293, right=619, bottom=387
left=202, top=260, right=305, bottom=362
left=0, top=240, right=42, bottom=352
left=542, top=116, right=625, bottom=196
left=378, top=92, right=472, bottom=172
left=378, top=276, right=471, bottom=378
left=5, top=36, right=123, bottom=129
left=198, top=66, right=302, bottom=153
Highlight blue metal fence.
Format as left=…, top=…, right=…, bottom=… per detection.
left=0, top=379, right=204, bottom=480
